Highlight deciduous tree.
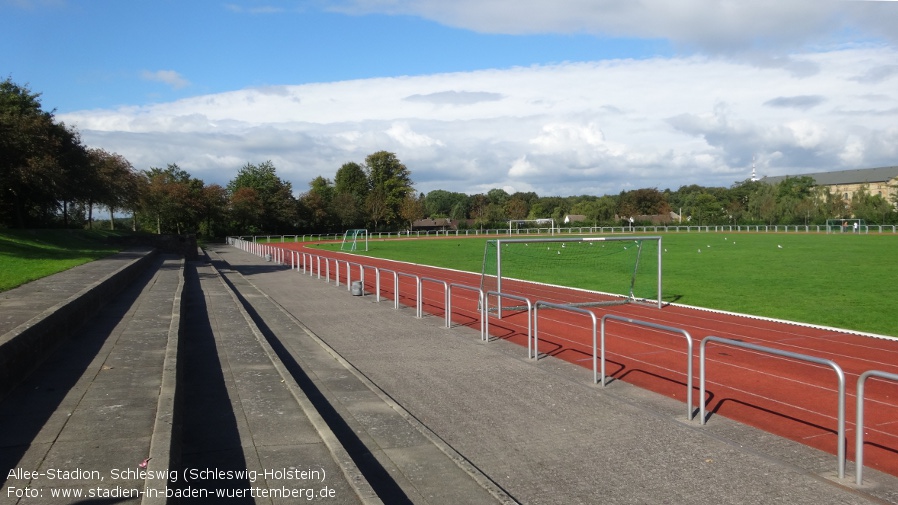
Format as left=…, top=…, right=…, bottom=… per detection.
left=364, top=151, right=413, bottom=227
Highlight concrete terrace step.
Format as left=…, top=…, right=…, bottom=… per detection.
left=0, top=247, right=158, bottom=399
left=210, top=243, right=898, bottom=505
left=0, top=254, right=183, bottom=504
left=174, top=256, right=380, bottom=504
left=205, top=246, right=510, bottom=505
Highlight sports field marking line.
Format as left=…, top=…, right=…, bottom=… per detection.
left=616, top=304, right=898, bottom=355
left=300, top=248, right=898, bottom=357
left=574, top=306, right=898, bottom=373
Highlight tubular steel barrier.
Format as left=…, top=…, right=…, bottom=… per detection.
left=401, top=272, right=421, bottom=315
left=374, top=268, right=401, bottom=309
left=533, top=302, right=597, bottom=375
left=301, top=252, right=310, bottom=275
left=855, top=370, right=898, bottom=485
left=699, top=336, right=846, bottom=479
left=485, top=291, right=533, bottom=357
left=419, top=277, right=449, bottom=323
left=447, top=283, right=486, bottom=340
left=344, top=261, right=365, bottom=293
left=372, top=269, right=421, bottom=313
left=600, top=314, right=694, bottom=421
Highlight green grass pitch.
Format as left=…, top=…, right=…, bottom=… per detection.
left=311, top=232, right=898, bottom=338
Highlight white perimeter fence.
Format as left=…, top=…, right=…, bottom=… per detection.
left=234, top=223, right=898, bottom=244
left=227, top=236, right=897, bottom=484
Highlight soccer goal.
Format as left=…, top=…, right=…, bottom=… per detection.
left=340, top=229, right=369, bottom=251
left=480, top=236, right=662, bottom=316
left=825, top=219, right=867, bottom=234
left=508, top=218, right=556, bottom=235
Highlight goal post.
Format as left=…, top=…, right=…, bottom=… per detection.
left=340, top=229, right=369, bottom=251
left=508, top=218, right=556, bottom=235
left=480, top=236, right=662, bottom=316
left=825, top=219, right=867, bottom=234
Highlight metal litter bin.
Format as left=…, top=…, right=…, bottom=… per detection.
left=350, top=281, right=363, bottom=296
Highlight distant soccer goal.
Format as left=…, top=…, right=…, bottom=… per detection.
left=340, top=229, right=369, bottom=251
left=508, top=218, right=556, bottom=235
left=480, top=236, right=662, bottom=315
left=826, top=219, right=867, bottom=234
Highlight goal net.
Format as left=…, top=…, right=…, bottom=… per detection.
left=340, top=229, right=369, bottom=251
left=480, top=236, right=662, bottom=315
left=825, top=219, right=867, bottom=234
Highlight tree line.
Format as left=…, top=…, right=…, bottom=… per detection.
left=3, top=78, right=895, bottom=236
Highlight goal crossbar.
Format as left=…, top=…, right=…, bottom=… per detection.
left=481, top=236, right=663, bottom=316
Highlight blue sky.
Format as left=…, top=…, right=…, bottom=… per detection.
left=5, top=2, right=670, bottom=112
left=3, top=1, right=897, bottom=197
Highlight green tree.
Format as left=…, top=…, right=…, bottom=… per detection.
left=504, top=197, right=529, bottom=220
left=301, top=176, right=335, bottom=231
left=333, top=162, right=368, bottom=228
left=334, top=162, right=368, bottom=201
left=364, top=151, right=413, bottom=228
left=140, top=164, right=200, bottom=234
left=227, top=161, right=296, bottom=233
left=852, top=185, right=894, bottom=224
left=230, top=187, right=263, bottom=233
left=365, top=187, right=389, bottom=231
left=85, top=148, right=139, bottom=230
left=469, top=194, right=490, bottom=229
left=399, top=192, right=426, bottom=229
left=424, top=189, right=468, bottom=218
left=487, top=188, right=510, bottom=207
left=619, top=188, right=670, bottom=216
left=197, top=183, right=228, bottom=237
left=0, top=78, right=89, bottom=227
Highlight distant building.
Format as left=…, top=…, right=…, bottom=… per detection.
left=761, top=166, right=898, bottom=206
left=563, top=214, right=586, bottom=224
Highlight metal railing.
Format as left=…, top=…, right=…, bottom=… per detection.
left=855, top=370, right=898, bottom=485
left=374, top=268, right=399, bottom=308
left=485, top=292, right=533, bottom=357
left=699, top=336, right=846, bottom=479
left=419, top=277, right=448, bottom=322
left=533, top=302, right=598, bottom=382
left=447, top=283, right=486, bottom=340
left=237, top=243, right=898, bottom=482
left=601, top=315, right=694, bottom=421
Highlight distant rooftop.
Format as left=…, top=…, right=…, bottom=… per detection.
left=761, top=166, right=898, bottom=186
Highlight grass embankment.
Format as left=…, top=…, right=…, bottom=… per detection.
left=0, top=229, right=124, bottom=292
left=309, top=233, right=898, bottom=337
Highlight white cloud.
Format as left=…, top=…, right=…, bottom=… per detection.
left=385, top=122, right=445, bottom=148
left=140, top=70, right=190, bottom=90
left=329, top=0, right=898, bottom=51
left=61, top=45, right=898, bottom=197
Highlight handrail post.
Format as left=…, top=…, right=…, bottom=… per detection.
left=700, top=335, right=846, bottom=479
left=601, top=314, right=694, bottom=420
left=856, top=370, right=898, bottom=485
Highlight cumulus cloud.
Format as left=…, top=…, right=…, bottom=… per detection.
left=61, top=45, right=898, bottom=197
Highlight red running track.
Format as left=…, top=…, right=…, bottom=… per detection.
left=273, top=242, right=898, bottom=478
